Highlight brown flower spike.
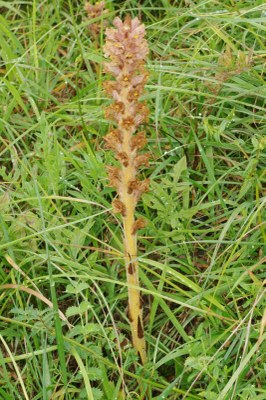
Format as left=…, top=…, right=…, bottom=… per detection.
left=85, top=1, right=108, bottom=37
left=104, top=16, right=150, bottom=364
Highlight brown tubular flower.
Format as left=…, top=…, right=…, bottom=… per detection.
left=85, top=1, right=108, bottom=38
left=103, top=16, right=149, bottom=364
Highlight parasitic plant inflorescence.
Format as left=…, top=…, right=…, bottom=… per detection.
left=85, top=1, right=108, bottom=38
left=103, top=16, right=150, bottom=364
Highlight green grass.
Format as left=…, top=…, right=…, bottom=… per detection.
left=0, top=0, right=265, bottom=399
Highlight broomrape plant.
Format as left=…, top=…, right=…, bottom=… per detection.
left=103, top=16, right=150, bottom=364
left=85, top=1, right=108, bottom=38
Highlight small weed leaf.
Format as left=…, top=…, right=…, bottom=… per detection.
left=66, top=282, right=90, bottom=294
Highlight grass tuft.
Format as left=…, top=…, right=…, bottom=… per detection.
left=0, top=1, right=265, bottom=399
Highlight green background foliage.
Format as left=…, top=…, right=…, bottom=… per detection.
left=0, top=0, right=265, bottom=399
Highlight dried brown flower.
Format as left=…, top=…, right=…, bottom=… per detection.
left=104, top=129, right=123, bottom=151
left=115, top=152, right=129, bottom=167
left=106, top=165, right=121, bottom=189
left=85, top=1, right=108, bottom=37
left=130, top=132, right=147, bottom=150
left=134, top=153, right=150, bottom=168
left=112, top=199, right=126, bottom=216
left=128, top=178, right=150, bottom=200
left=131, top=218, right=147, bottom=235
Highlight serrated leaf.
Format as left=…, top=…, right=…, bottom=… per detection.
left=92, top=388, right=103, bottom=400
left=185, top=356, right=211, bottom=371
left=68, top=323, right=101, bottom=338
left=66, top=306, right=81, bottom=317
left=10, top=306, right=39, bottom=320
left=87, top=367, right=103, bottom=381
left=199, top=391, right=219, bottom=400
left=83, top=323, right=101, bottom=335
left=80, top=387, right=103, bottom=399
left=66, top=282, right=90, bottom=294
left=66, top=301, right=91, bottom=317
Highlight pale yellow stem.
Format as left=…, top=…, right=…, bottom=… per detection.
left=119, top=127, right=146, bottom=364
left=122, top=193, right=146, bottom=364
